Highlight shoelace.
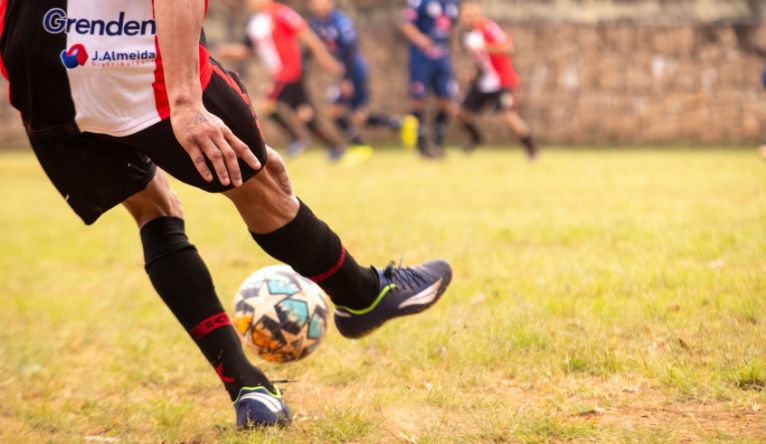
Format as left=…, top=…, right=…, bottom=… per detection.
left=383, top=261, right=429, bottom=292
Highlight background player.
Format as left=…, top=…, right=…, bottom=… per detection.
left=217, top=0, right=370, bottom=164
left=457, top=1, right=539, bottom=159
left=1, top=0, right=451, bottom=430
left=307, top=0, right=404, bottom=150
left=400, top=0, right=460, bottom=158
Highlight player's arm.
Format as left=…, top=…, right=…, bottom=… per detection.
left=298, top=28, right=344, bottom=75
left=400, top=21, right=434, bottom=52
left=337, top=16, right=361, bottom=80
left=485, top=39, right=513, bottom=54
left=155, top=0, right=260, bottom=187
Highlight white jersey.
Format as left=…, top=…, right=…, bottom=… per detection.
left=1, top=0, right=213, bottom=136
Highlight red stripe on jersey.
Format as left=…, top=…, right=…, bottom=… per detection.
left=0, top=0, right=9, bottom=81
left=150, top=1, right=214, bottom=120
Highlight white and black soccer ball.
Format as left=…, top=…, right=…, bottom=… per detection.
left=233, top=265, right=329, bottom=363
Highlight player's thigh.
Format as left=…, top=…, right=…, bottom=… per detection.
left=409, top=61, right=431, bottom=100
left=462, top=86, right=491, bottom=115
left=27, top=127, right=156, bottom=225
left=433, top=61, right=457, bottom=100
left=124, top=65, right=268, bottom=193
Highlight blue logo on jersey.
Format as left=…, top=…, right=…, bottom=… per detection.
left=43, top=8, right=156, bottom=37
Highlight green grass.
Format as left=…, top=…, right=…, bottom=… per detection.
left=1, top=147, right=764, bottom=443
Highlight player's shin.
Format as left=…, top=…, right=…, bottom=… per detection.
left=140, top=217, right=274, bottom=401
left=251, top=201, right=379, bottom=311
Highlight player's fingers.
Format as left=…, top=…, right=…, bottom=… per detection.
left=225, top=131, right=261, bottom=171
left=184, top=142, right=214, bottom=183
left=211, top=132, right=243, bottom=187
left=197, top=137, right=231, bottom=186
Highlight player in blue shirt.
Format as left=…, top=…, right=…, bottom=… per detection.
left=400, top=0, right=460, bottom=158
left=308, top=0, right=403, bottom=150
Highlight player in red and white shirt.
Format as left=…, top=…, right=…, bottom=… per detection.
left=457, top=2, right=538, bottom=159
left=218, top=0, right=370, bottom=163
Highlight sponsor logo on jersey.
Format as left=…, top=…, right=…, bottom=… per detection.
left=60, top=44, right=89, bottom=69
left=44, top=8, right=156, bottom=36
left=59, top=43, right=156, bottom=69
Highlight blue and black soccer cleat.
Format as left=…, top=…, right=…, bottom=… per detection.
left=234, top=386, right=292, bottom=429
left=334, top=260, right=452, bottom=339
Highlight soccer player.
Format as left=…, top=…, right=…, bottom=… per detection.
left=217, top=0, right=369, bottom=163
left=457, top=1, right=538, bottom=159
left=307, top=0, right=404, bottom=149
left=401, top=0, right=461, bottom=158
left=1, top=0, right=452, bottom=429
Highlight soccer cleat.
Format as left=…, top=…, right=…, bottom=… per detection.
left=400, top=114, right=419, bottom=150
left=339, top=144, right=374, bottom=168
left=234, top=386, right=292, bottom=429
left=285, top=139, right=309, bottom=158
left=334, top=259, right=452, bottom=339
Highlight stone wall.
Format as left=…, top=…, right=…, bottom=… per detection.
left=1, top=1, right=765, bottom=147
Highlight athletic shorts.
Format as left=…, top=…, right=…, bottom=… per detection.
left=267, top=80, right=311, bottom=110
left=329, top=71, right=370, bottom=111
left=409, top=57, right=456, bottom=100
left=27, top=62, right=267, bottom=226
left=462, top=84, right=518, bottom=113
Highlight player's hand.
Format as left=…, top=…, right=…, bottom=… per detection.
left=340, top=79, right=355, bottom=98
left=170, top=103, right=261, bottom=187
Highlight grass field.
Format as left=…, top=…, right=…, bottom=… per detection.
left=0, top=147, right=764, bottom=443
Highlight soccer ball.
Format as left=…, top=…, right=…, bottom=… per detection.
left=233, top=265, right=329, bottom=363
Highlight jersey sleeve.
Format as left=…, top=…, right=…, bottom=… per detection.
left=403, top=0, right=422, bottom=23
left=336, top=13, right=359, bottom=49
left=483, top=21, right=510, bottom=45
left=277, top=6, right=308, bottom=35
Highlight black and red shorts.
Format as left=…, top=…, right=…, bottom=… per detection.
left=26, top=62, right=267, bottom=225
left=462, top=83, right=518, bottom=114
left=266, top=80, right=312, bottom=110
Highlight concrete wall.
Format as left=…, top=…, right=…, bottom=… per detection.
left=1, top=0, right=765, bottom=147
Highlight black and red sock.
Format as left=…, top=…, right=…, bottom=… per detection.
left=140, top=217, right=272, bottom=401
left=251, top=201, right=379, bottom=311
left=433, top=109, right=450, bottom=147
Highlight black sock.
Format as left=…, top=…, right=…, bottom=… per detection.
left=269, top=111, right=299, bottom=142
left=434, top=110, right=450, bottom=147
left=305, top=118, right=336, bottom=147
left=522, top=133, right=538, bottom=157
left=251, top=201, right=379, bottom=310
left=367, top=113, right=401, bottom=130
left=140, top=217, right=273, bottom=401
left=463, top=120, right=483, bottom=145
left=335, top=116, right=364, bottom=145
left=412, top=110, right=427, bottom=151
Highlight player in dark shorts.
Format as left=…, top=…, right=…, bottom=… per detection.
left=307, top=0, right=404, bottom=151
left=400, top=0, right=460, bottom=158
left=457, top=2, right=538, bottom=159
left=217, top=0, right=371, bottom=165
left=0, top=0, right=452, bottom=429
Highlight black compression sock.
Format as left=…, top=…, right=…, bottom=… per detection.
left=412, top=110, right=427, bottom=151
left=335, top=116, right=364, bottom=145
left=141, top=217, right=273, bottom=401
left=305, top=118, right=335, bottom=146
left=522, top=134, right=538, bottom=157
left=463, top=120, right=483, bottom=145
left=269, top=111, right=299, bottom=142
left=367, top=113, right=401, bottom=130
left=251, top=201, right=379, bottom=310
left=434, top=110, right=450, bottom=147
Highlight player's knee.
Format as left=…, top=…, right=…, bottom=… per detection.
left=296, top=105, right=314, bottom=122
